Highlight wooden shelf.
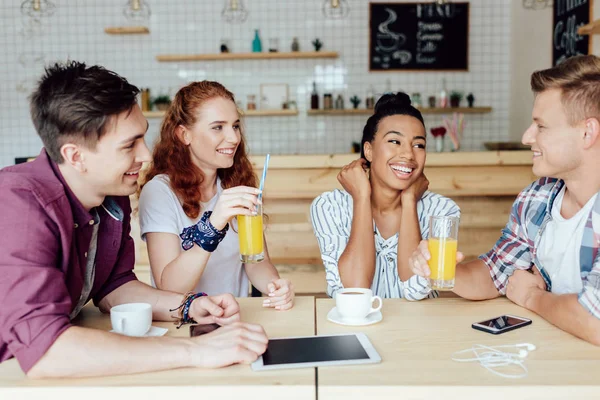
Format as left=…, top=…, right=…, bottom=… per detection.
left=142, top=111, right=165, bottom=118
left=104, top=26, right=149, bottom=35
left=243, top=109, right=299, bottom=116
left=307, top=109, right=372, bottom=115
left=142, top=109, right=298, bottom=119
left=156, top=51, right=339, bottom=62
left=420, top=106, right=492, bottom=114
left=578, top=19, right=600, bottom=35
left=307, top=107, right=492, bottom=116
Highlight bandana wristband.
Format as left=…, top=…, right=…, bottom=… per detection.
left=180, top=211, right=228, bottom=252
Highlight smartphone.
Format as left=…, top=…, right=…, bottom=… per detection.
left=471, top=314, right=532, bottom=335
left=190, top=323, right=220, bottom=337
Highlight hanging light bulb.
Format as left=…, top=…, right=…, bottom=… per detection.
left=20, top=0, right=56, bottom=22
left=322, top=0, right=350, bottom=19
left=522, top=0, right=552, bottom=10
left=123, top=0, right=151, bottom=23
left=222, top=0, right=249, bottom=24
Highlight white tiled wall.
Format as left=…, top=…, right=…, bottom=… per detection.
left=0, top=0, right=512, bottom=168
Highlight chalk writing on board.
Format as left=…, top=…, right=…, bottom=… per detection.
left=369, top=3, right=469, bottom=71
left=552, top=0, right=590, bottom=66
left=374, top=8, right=411, bottom=68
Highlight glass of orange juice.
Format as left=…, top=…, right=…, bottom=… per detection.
left=237, top=204, right=265, bottom=263
left=427, top=216, right=459, bottom=290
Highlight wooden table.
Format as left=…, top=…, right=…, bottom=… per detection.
left=316, top=297, right=600, bottom=400
left=0, top=297, right=316, bottom=399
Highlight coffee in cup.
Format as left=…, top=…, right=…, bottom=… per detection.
left=336, top=288, right=382, bottom=320
left=110, top=303, right=152, bottom=337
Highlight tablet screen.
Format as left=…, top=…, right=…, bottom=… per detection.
left=262, top=334, right=370, bottom=366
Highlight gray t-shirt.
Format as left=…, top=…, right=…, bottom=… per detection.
left=138, top=174, right=249, bottom=297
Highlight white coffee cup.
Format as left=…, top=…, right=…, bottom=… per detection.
left=110, top=303, right=152, bottom=337
left=335, top=288, right=382, bottom=321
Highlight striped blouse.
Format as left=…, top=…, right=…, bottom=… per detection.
left=310, top=189, right=461, bottom=299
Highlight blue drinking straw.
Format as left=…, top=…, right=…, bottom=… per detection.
left=258, top=153, right=270, bottom=202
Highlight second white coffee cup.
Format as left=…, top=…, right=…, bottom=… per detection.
left=110, top=303, right=152, bottom=337
left=335, top=288, right=382, bottom=321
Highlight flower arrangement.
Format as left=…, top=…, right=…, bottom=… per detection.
left=443, top=112, right=465, bottom=151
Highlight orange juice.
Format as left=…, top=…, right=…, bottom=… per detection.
left=237, top=213, right=264, bottom=263
left=428, top=238, right=457, bottom=290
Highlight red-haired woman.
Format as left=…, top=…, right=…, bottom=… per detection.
left=138, top=81, right=294, bottom=310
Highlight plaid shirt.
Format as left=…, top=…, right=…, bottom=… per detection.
left=480, top=177, right=600, bottom=318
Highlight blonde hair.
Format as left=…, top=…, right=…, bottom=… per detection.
left=530, top=55, right=600, bottom=125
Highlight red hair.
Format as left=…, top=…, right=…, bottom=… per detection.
left=141, top=81, right=257, bottom=219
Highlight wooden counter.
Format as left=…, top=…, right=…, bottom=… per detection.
left=132, top=151, right=535, bottom=295
left=253, top=151, right=535, bottom=265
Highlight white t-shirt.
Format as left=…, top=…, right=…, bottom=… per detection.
left=138, top=174, right=249, bottom=297
left=537, top=186, right=597, bottom=295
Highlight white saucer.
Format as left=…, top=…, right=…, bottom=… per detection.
left=110, top=325, right=168, bottom=337
left=327, top=307, right=383, bottom=326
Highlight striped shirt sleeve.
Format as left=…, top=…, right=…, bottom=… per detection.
left=310, top=191, right=350, bottom=297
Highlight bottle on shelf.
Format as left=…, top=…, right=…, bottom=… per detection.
left=439, top=78, right=448, bottom=108
left=291, top=37, right=300, bottom=52
left=384, top=79, right=392, bottom=95
left=141, top=88, right=150, bottom=111
left=311, top=82, right=319, bottom=110
left=335, top=94, right=344, bottom=109
left=252, top=29, right=262, bottom=53
left=366, top=85, right=375, bottom=109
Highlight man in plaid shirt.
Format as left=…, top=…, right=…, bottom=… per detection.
left=408, top=55, right=600, bottom=345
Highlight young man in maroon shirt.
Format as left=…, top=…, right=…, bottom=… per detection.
left=0, top=61, right=268, bottom=378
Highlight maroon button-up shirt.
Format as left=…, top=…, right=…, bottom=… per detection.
left=0, top=150, right=137, bottom=372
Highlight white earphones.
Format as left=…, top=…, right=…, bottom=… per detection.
left=451, top=343, right=536, bottom=379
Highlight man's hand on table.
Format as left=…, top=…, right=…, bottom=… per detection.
left=190, top=322, right=269, bottom=368
left=506, top=268, right=547, bottom=309
left=189, top=293, right=241, bottom=325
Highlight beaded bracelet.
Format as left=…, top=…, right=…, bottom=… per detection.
left=170, top=291, right=207, bottom=328
left=180, top=211, right=229, bottom=252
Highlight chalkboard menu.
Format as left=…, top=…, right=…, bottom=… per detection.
left=552, top=0, right=593, bottom=66
left=369, top=2, right=469, bottom=71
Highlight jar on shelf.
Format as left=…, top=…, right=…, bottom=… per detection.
left=323, top=93, right=333, bottom=110
left=247, top=94, right=257, bottom=110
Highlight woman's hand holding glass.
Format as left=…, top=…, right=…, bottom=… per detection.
left=209, top=186, right=262, bottom=230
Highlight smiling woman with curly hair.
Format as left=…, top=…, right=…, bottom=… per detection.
left=138, top=81, right=294, bottom=310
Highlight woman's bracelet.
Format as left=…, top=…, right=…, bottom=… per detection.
left=169, top=291, right=208, bottom=328
left=180, top=211, right=228, bottom=252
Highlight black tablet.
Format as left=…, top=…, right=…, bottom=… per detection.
left=251, top=333, right=381, bottom=371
